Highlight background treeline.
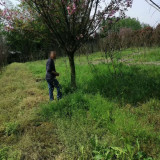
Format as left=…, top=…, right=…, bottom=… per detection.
left=99, top=20, right=160, bottom=52
left=98, top=18, right=159, bottom=53
left=0, top=17, right=160, bottom=70
left=0, top=17, right=63, bottom=70
left=77, top=18, right=160, bottom=55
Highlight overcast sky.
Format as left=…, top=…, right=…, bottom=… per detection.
left=10, top=0, right=160, bottom=27
left=126, top=0, right=160, bottom=27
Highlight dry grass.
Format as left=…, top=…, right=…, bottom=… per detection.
left=0, top=63, right=60, bottom=160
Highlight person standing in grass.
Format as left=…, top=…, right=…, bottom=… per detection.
left=46, top=51, right=62, bottom=101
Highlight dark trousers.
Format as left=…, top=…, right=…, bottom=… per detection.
left=47, top=79, right=62, bottom=101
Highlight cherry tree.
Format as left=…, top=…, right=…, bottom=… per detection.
left=1, top=0, right=133, bottom=88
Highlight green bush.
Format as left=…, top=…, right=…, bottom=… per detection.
left=5, top=122, right=20, bottom=136
left=0, top=147, right=9, bottom=160
left=92, top=136, right=153, bottom=160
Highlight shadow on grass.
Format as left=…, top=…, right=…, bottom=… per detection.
left=83, top=64, right=160, bottom=105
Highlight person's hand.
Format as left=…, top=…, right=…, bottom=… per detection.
left=52, top=71, right=59, bottom=76
left=56, top=73, right=60, bottom=76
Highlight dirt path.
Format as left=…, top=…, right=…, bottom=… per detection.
left=126, top=61, right=160, bottom=66
left=91, top=58, right=134, bottom=65
left=0, top=63, right=61, bottom=160
left=90, top=52, right=160, bottom=66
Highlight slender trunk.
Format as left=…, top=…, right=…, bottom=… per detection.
left=68, top=53, right=76, bottom=88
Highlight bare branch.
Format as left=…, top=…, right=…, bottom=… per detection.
left=146, top=0, right=160, bottom=12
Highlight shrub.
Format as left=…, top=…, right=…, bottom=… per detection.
left=0, top=147, right=9, bottom=160
left=92, top=136, right=153, bottom=160
left=5, top=122, right=20, bottom=136
left=153, top=24, right=160, bottom=46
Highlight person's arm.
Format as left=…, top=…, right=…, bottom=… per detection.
left=46, top=59, right=52, bottom=73
left=52, top=60, right=59, bottom=76
left=47, top=59, right=59, bottom=76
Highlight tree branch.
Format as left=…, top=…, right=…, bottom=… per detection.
left=146, top=0, right=160, bottom=11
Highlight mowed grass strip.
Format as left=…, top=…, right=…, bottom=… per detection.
left=0, top=63, right=61, bottom=160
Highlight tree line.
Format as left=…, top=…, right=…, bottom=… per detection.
left=0, top=15, right=159, bottom=68
left=99, top=23, right=160, bottom=53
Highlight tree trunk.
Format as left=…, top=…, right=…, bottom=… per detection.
left=68, top=53, right=76, bottom=88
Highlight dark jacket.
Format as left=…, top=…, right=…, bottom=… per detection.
left=46, top=58, right=56, bottom=81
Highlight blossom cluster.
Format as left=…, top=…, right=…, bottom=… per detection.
left=0, top=0, right=34, bottom=31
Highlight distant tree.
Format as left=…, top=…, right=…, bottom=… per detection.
left=140, top=27, right=154, bottom=47
left=0, top=2, right=60, bottom=62
left=101, top=17, right=142, bottom=35
left=119, top=28, right=133, bottom=48
left=153, top=24, right=160, bottom=46
left=132, top=30, right=141, bottom=47
left=5, top=17, right=55, bottom=61
left=141, top=23, right=150, bottom=29
left=114, top=17, right=142, bottom=31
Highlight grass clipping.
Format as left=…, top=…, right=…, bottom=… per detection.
left=0, top=63, right=60, bottom=160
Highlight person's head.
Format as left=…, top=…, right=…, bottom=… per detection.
left=50, top=51, right=56, bottom=59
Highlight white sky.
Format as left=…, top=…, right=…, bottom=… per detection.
left=10, top=0, right=160, bottom=27
left=126, top=0, right=160, bottom=27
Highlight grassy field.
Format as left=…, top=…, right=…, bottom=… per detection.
left=1, top=48, right=160, bottom=160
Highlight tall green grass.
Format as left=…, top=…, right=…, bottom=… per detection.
left=26, top=48, right=160, bottom=159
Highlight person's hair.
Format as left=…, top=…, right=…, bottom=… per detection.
left=50, top=51, right=56, bottom=55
